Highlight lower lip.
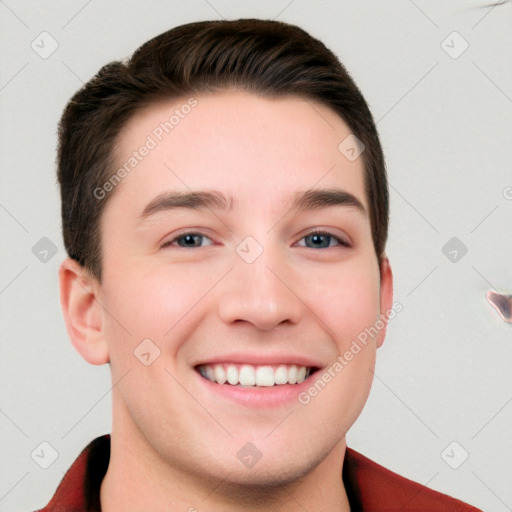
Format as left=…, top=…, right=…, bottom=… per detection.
left=195, top=370, right=318, bottom=408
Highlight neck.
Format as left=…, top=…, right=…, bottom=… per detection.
left=100, top=421, right=351, bottom=512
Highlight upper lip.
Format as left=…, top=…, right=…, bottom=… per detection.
left=193, top=353, right=323, bottom=369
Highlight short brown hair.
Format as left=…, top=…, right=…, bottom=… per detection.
left=57, top=18, right=389, bottom=281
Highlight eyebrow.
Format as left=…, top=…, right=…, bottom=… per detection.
left=139, top=188, right=366, bottom=221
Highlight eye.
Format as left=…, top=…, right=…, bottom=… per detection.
left=296, top=230, right=350, bottom=249
left=161, top=232, right=214, bottom=249
left=161, top=230, right=349, bottom=250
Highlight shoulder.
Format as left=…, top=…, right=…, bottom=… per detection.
left=33, top=435, right=110, bottom=512
left=343, top=447, right=482, bottom=512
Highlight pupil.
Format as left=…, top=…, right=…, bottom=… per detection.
left=183, top=234, right=199, bottom=246
left=310, top=234, right=328, bottom=248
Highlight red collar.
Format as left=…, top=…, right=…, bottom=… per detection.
left=37, top=434, right=481, bottom=511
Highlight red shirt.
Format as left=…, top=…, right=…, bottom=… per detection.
left=35, top=435, right=482, bottom=511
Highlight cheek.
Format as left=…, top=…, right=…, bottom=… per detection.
left=99, top=262, right=219, bottom=354
left=307, top=259, right=381, bottom=344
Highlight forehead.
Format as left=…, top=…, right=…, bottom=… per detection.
left=108, top=90, right=368, bottom=217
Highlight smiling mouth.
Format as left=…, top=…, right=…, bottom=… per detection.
left=196, top=363, right=318, bottom=387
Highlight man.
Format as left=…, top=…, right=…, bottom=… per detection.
left=37, top=19, right=482, bottom=511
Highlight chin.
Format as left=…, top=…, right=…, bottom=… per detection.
left=204, top=458, right=317, bottom=504
left=203, top=436, right=333, bottom=490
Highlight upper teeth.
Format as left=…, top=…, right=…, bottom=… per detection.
left=198, top=364, right=311, bottom=386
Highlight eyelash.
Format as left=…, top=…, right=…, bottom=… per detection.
left=161, top=229, right=350, bottom=250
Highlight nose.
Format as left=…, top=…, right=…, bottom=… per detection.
left=217, top=248, right=303, bottom=331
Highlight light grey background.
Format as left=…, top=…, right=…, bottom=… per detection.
left=1, top=1, right=511, bottom=511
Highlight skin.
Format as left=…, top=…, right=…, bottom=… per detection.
left=59, top=90, right=393, bottom=512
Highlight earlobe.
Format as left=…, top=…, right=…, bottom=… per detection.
left=376, top=255, right=393, bottom=349
left=58, top=258, right=110, bottom=365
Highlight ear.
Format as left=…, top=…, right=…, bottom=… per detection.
left=58, top=258, right=109, bottom=365
left=376, top=255, right=393, bottom=349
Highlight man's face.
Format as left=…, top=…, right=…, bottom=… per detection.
left=95, top=90, right=392, bottom=486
